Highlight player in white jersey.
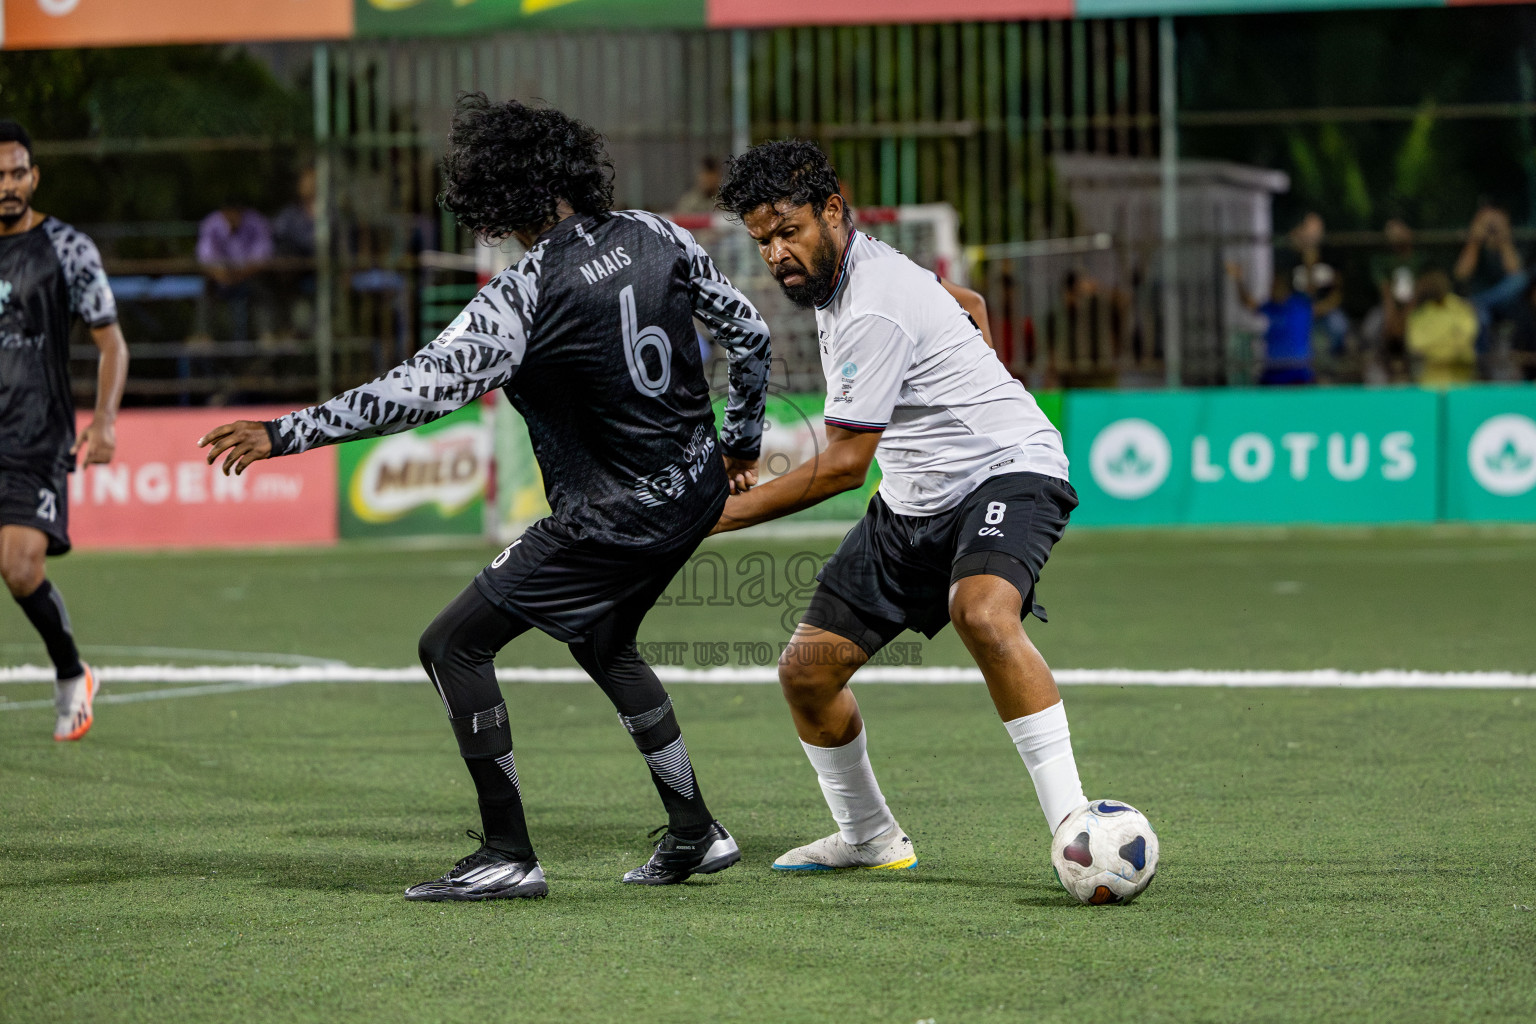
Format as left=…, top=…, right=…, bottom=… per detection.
left=713, top=140, right=1088, bottom=874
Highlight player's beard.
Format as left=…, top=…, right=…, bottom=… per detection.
left=775, top=221, right=841, bottom=309
left=0, top=187, right=33, bottom=229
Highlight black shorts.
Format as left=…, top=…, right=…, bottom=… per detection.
left=473, top=494, right=724, bottom=643
left=0, top=465, right=71, bottom=556
left=804, top=471, right=1078, bottom=655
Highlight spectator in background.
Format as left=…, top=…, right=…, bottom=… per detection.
left=1284, top=213, right=1348, bottom=356
left=1454, top=204, right=1526, bottom=350
left=195, top=203, right=273, bottom=342
left=271, top=167, right=318, bottom=340
left=1229, top=263, right=1315, bottom=385
left=1406, top=270, right=1478, bottom=386
left=1508, top=278, right=1536, bottom=380
left=1362, top=218, right=1427, bottom=382
left=673, top=156, right=722, bottom=215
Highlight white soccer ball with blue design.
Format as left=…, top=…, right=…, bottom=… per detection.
left=1050, top=799, right=1159, bottom=905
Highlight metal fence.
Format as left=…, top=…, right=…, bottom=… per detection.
left=62, top=15, right=1536, bottom=407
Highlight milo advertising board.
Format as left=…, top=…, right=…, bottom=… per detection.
left=1444, top=384, right=1536, bottom=520
left=1068, top=388, right=1440, bottom=525
left=338, top=403, right=491, bottom=538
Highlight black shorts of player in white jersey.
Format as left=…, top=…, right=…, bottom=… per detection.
left=804, top=472, right=1079, bottom=656
left=0, top=467, right=71, bottom=556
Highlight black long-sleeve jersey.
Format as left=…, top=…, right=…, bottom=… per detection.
left=0, top=217, right=118, bottom=476
left=268, top=210, right=771, bottom=548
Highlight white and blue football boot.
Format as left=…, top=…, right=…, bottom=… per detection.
left=772, top=822, right=917, bottom=872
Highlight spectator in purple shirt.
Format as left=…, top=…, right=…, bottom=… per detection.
left=195, top=205, right=274, bottom=343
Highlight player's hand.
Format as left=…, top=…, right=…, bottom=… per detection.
left=72, top=418, right=116, bottom=466
left=723, top=456, right=758, bottom=495
left=198, top=420, right=272, bottom=476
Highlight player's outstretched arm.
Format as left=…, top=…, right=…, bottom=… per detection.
left=73, top=322, right=128, bottom=465
left=712, top=426, right=880, bottom=533
left=200, top=268, right=536, bottom=472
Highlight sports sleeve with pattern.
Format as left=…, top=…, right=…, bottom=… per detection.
left=621, top=211, right=771, bottom=460
left=267, top=265, right=538, bottom=456
left=44, top=220, right=118, bottom=328
left=685, top=236, right=771, bottom=459
left=823, top=314, right=914, bottom=433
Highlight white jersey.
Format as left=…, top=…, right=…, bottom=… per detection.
left=815, top=231, right=1068, bottom=516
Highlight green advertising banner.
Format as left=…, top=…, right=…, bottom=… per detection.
left=356, top=0, right=704, bottom=37
left=1444, top=384, right=1536, bottom=522
left=338, top=403, right=490, bottom=538
left=1067, top=388, right=1440, bottom=526
left=1034, top=388, right=1065, bottom=434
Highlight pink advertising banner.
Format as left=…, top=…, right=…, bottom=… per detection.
left=68, top=407, right=337, bottom=550
left=705, top=0, right=1073, bottom=27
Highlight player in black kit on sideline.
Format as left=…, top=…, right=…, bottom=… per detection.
left=200, top=96, right=771, bottom=900
left=0, top=121, right=129, bottom=742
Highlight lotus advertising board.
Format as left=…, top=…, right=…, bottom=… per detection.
left=337, top=404, right=491, bottom=539
left=1067, top=388, right=1440, bottom=526
left=1444, top=384, right=1536, bottom=521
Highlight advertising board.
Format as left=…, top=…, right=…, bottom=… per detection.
left=1066, top=388, right=1440, bottom=526
left=67, top=407, right=337, bottom=549
left=336, top=403, right=491, bottom=539
left=1444, top=384, right=1536, bottom=522
left=3, top=0, right=352, bottom=49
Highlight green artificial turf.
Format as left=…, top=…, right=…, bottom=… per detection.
left=2, top=526, right=1535, bottom=1022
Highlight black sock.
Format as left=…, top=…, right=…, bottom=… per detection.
left=16, top=580, right=83, bottom=681
left=417, top=586, right=537, bottom=861
left=464, top=749, right=534, bottom=860
left=626, top=701, right=714, bottom=837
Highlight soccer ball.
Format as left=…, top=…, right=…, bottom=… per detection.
left=1050, top=799, right=1159, bottom=905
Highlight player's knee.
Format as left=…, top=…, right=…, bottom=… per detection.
left=949, top=598, right=1017, bottom=650
left=777, top=646, right=847, bottom=704
left=416, top=614, right=457, bottom=671
left=0, top=551, right=44, bottom=598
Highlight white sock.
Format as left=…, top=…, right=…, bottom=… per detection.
left=800, top=728, right=898, bottom=845
left=1004, top=700, right=1087, bottom=833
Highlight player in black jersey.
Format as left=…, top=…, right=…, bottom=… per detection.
left=0, top=122, right=129, bottom=742
left=200, top=96, right=770, bottom=899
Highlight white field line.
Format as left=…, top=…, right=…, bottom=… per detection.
left=2, top=663, right=1536, bottom=715
left=0, top=644, right=345, bottom=667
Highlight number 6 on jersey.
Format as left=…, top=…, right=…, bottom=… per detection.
left=620, top=284, right=672, bottom=398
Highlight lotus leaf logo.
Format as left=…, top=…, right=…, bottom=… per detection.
left=1468, top=413, right=1536, bottom=496
left=1089, top=418, right=1172, bottom=500
left=841, top=362, right=858, bottom=378
left=0, top=279, right=11, bottom=316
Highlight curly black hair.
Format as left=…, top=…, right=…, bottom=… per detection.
left=439, top=93, right=614, bottom=241
left=717, top=139, right=842, bottom=222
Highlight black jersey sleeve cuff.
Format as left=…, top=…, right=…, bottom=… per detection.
left=719, top=439, right=761, bottom=461
left=262, top=420, right=290, bottom=457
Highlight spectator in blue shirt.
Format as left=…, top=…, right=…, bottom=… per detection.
left=1229, top=263, right=1316, bottom=385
